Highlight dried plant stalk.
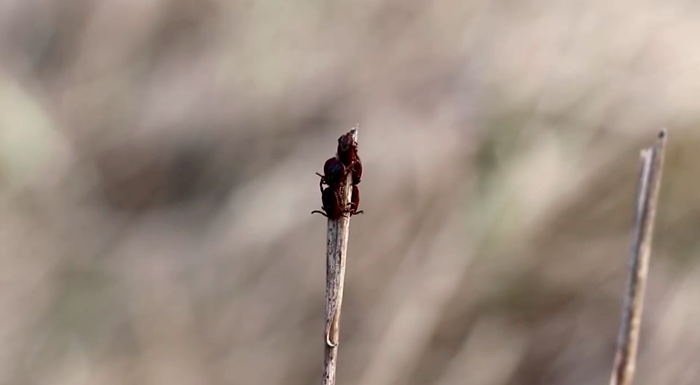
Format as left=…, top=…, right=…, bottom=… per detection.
left=322, top=127, right=358, bottom=385
left=610, top=129, right=667, bottom=385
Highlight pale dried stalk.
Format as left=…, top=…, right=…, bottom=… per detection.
left=610, top=129, right=667, bottom=385
left=322, top=127, right=358, bottom=385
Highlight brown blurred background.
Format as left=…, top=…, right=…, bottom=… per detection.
left=0, top=0, right=699, bottom=384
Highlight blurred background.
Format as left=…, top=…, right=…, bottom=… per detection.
left=0, top=0, right=699, bottom=384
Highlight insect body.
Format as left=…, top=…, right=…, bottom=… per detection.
left=311, top=185, right=363, bottom=218
left=317, top=155, right=360, bottom=191
left=348, top=185, right=363, bottom=215
left=337, top=133, right=362, bottom=185
left=316, top=156, right=347, bottom=193
left=311, top=186, right=343, bottom=219
left=350, top=158, right=362, bottom=185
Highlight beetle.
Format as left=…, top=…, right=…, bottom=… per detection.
left=337, top=133, right=362, bottom=185
left=316, top=156, right=358, bottom=192
left=311, top=186, right=343, bottom=219
left=348, top=185, right=363, bottom=215
left=350, top=158, right=362, bottom=185
left=316, top=156, right=347, bottom=193
left=311, top=185, right=363, bottom=218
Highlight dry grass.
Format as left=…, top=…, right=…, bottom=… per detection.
left=609, top=130, right=666, bottom=385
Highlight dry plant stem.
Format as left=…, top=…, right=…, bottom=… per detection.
left=610, top=129, right=667, bottom=385
left=322, top=127, right=358, bottom=385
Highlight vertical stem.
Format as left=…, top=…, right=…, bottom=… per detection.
left=322, top=127, right=358, bottom=385
left=610, top=129, right=667, bottom=385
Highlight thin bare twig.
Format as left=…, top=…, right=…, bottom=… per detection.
left=610, top=129, right=667, bottom=385
left=322, top=126, right=358, bottom=385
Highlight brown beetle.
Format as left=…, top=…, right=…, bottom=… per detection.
left=316, top=156, right=347, bottom=193
left=311, top=186, right=343, bottom=219
left=350, top=158, right=362, bottom=185
left=312, top=185, right=363, bottom=218
left=337, top=133, right=362, bottom=185
left=348, top=185, right=363, bottom=215
left=317, top=156, right=359, bottom=192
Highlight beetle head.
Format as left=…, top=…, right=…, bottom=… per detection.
left=338, top=134, right=355, bottom=153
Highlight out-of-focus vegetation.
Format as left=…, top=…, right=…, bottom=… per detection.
left=0, top=0, right=699, bottom=384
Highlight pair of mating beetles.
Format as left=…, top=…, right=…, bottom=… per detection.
left=312, top=132, right=363, bottom=218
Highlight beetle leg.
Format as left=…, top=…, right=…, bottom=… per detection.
left=316, top=173, right=326, bottom=193
left=311, top=210, right=328, bottom=218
